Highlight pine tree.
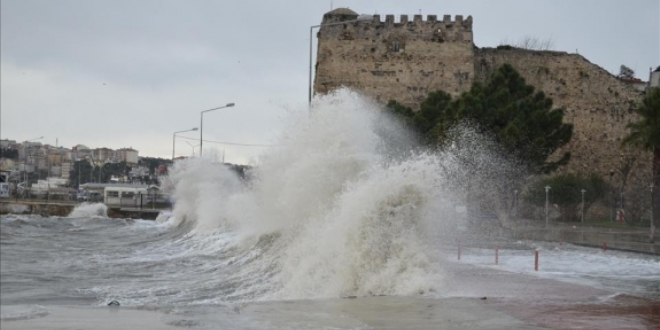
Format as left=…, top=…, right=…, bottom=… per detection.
left=387, top=64, right=573, bottom=174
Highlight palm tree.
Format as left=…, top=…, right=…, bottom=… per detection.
left=623, top=86, right=660, bottom=240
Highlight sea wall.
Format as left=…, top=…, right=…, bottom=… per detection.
left=0, top=200, right=160, bottom=220
left=0, top=201, right=74, bottom=217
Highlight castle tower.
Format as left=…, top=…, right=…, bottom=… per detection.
left=313, top=8, right=475, bottom=108
left=650, top=66, right=660, bottom=88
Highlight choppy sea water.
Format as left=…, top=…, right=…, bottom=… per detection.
left=2, top=213, right=659, bottom=329
left=2, top=213, right=658, bottom=307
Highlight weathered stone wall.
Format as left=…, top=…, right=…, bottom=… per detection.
left=313, top=9, right=652, bottom=203
left=474, top=48, right=651, bottom=184
left=314, top=11, right=474, bottom=108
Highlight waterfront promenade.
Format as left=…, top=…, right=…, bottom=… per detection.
left=2, top=261, right=657, bottom=329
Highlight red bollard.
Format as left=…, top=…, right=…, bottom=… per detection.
left=534, top=250, right=539, bottom=271
left=603, top=242, right=607, bottom=251
left=495, top=246, right=499, bottom=265
left=457, top=240, right=461, bottom=260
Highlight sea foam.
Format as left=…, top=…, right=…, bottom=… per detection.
left=164, top=88, right=467, bottom=300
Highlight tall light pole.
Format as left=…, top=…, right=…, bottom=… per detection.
left=200, top=103, right=235, bottom=158
left=581, top=189, right=586, bottom=224
left=22, top=136, right=43, bottom=194
left=544, top=185, right=551, bottom=227
left=651, top=183, right=655, bottom=243
left=513, top=189, right=518, bottom=220
left=609, top=170, right=615, bottom=222
left=185, top=141, right=200, bottom=157
left=172, top=127, right=198, bottom=160
left=309, top=14, right=372, bottom=105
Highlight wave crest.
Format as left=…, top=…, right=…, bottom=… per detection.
left=164, top=88, right=463, bottom=301
left=68, top=203, right=108, bottom=218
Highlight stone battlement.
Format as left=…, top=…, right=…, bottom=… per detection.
left=321, top=13, right=472, bottom=40
left=321, top=9, right=472, bottom=40
left=320, top=10, right=473, bottom=46
left=367, top=14, right=472, bottom=28
left=322, top=8, right=471, bottom=28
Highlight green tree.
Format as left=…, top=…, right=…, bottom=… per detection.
left=387, top=64, right=573, bottom=174
left=386, top=91, right=453, bottom=144
left=101, top=161, right=132, bottom=180
left=525, top=173, right=608, bottom=222
left=69, top=160, right=93, bottom=188
left=0, top=148, right=19, bottom=159
left=139, top=157, right=172, bottom=175
left=622, top=86, right=660, bottom=236
left=387, top=65, right=574, bottom=224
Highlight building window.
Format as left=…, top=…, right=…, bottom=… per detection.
left=392, top=39, right=400, bottom=52
left=107, top=191, right=119, bottom=197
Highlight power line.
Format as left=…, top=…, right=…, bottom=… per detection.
left=177, top=135, right=273, bottom=148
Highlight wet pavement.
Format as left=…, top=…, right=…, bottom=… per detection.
left=2, top=258, right=657, bottom=329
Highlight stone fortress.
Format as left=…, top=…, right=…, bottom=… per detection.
left=313, top=8, right=658, bottom=202
left=314, top=8, right=476, bottom=105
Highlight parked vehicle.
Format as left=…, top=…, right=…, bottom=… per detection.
left=77, top=191, right=101, bottom=202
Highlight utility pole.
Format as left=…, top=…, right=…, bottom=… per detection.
left=581, top=189, right=586, bottom=224
left=544, top=186, right=551, bottom=228
left=651, top=183, right=655, bottom=243
left=47, top=155, right=50, bottom=204
left=609, top=170, right=615, bottom=222
left=513, top=189, right=518, bottom=220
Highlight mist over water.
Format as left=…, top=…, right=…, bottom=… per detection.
left=68, top=203, right=108, bottom=218
left=164, top=89, right=470, bottom=301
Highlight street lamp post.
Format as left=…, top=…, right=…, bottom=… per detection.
left=309, top=14, right=372, bottom=105
left=581, top=189, right=586, bottom=224
left=172, top=127, right=198, bottom=160
left=609, top=170, right=615, bottom=222
left=22, top=136, right=43, bottom=197
left=651, top=183, right=655, bottom=243
left=544, top=185, right=551, bottom=227
left=185, top=141, right=200, bottom=157
left=619, top=191, right=625, bottom=222
left=513, top=189, right=518, bottom=220
left=200, top=103, right=235, bottom=158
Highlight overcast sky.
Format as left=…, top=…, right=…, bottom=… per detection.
left=1, top=0, right=658, bottom=164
